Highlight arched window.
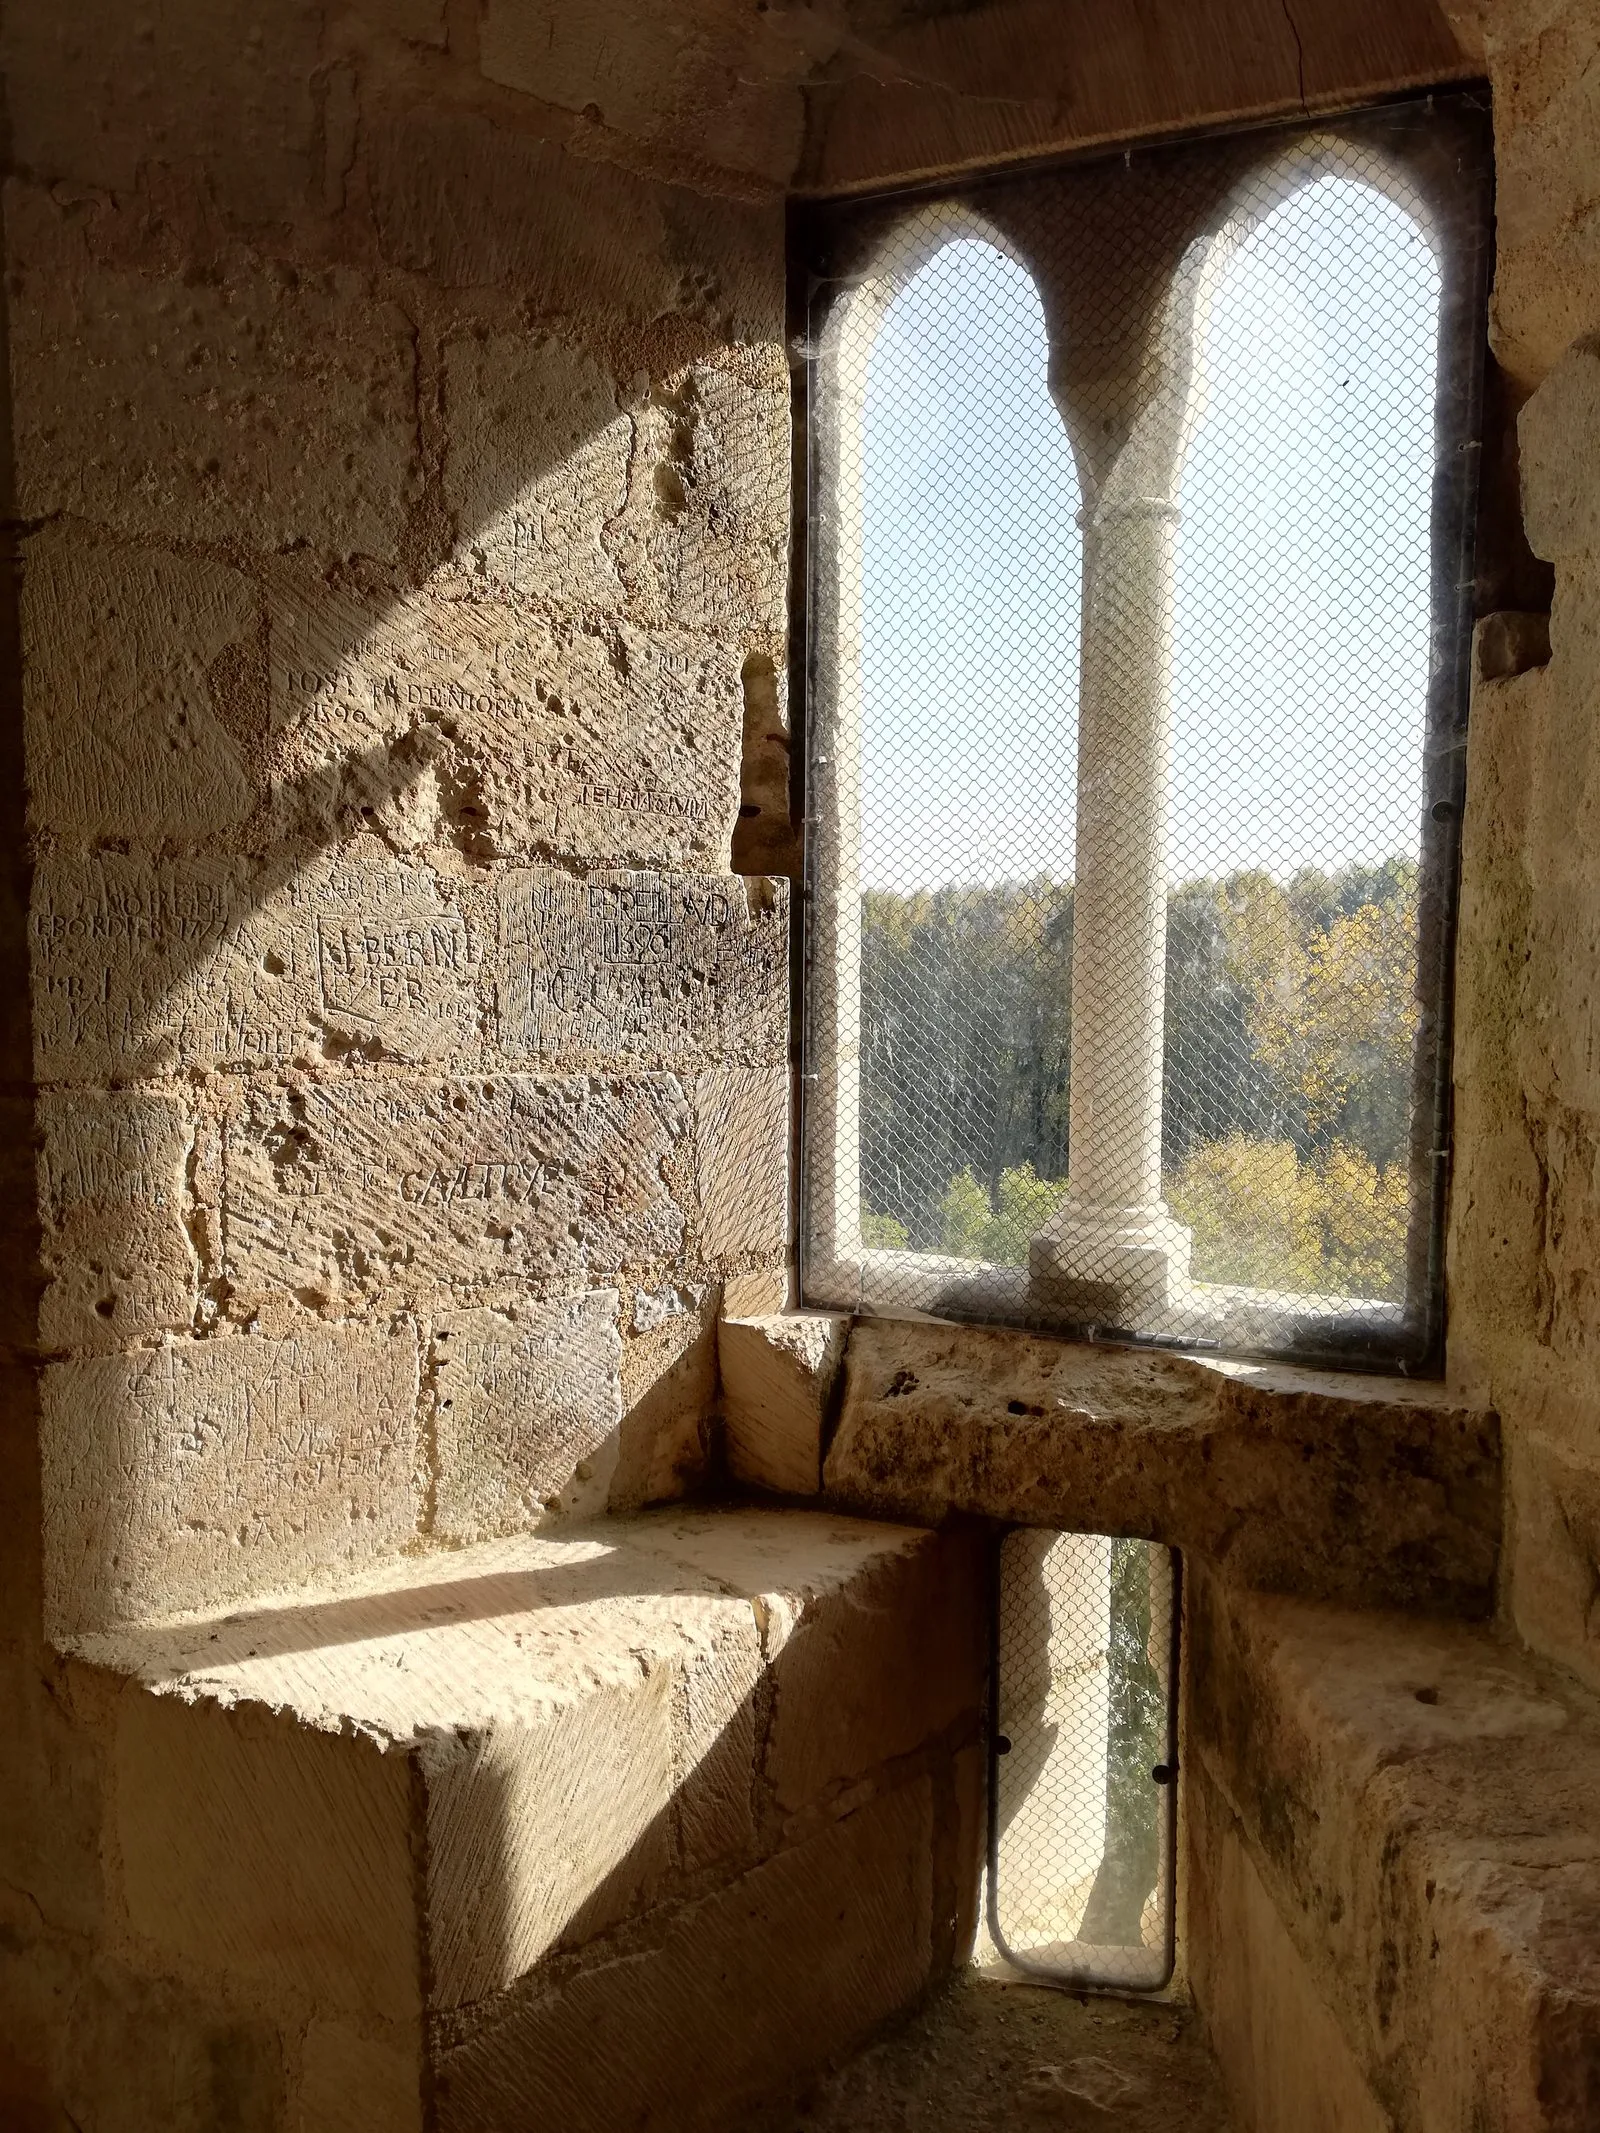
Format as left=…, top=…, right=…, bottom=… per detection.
left=851, top=232, right=1082, bottom=1260
left=1163, top=157, right=1443, bottom=1303
left=799, top=98, right=1489, bottom=1366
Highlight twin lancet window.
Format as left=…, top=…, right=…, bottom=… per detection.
left=797, top=95, right=1490, bottom=1367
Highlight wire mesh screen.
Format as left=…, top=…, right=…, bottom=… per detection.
left=988, top=1532, right=1179, bottom=1991
left=798, top=95, right=1490, bottom=1365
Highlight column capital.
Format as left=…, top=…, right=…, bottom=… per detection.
left=1076, top=500, right=1182, bottom=528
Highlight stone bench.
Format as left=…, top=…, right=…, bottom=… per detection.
left=723, top=1313, right=1501, bottom=1616
left=1188, top=1575, right=1600, bottom=2132
left=64, top=1508, right=985, bottom=2133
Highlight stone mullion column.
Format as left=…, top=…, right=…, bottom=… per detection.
left=1030, top=481, right=1192, bottom=1326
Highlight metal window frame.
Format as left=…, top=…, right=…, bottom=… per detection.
left=788, top=87, right=1494, bottom=1375
left=985, top=1534, right=1184, bottom=1996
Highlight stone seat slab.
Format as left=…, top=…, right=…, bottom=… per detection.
left=823, top=1317, right=1500, bottom=1614
left=70, top=1508, right=986, bottom=2132
left=1190, top=1575, right=1600, bottom=2132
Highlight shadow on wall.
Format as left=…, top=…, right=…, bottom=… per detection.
left=9, top=12, right=808, bottom=1639
left=102, top=1519, right=990, bottom=2132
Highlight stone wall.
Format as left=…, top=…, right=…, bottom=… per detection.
left=0, top=3, right=804, bottom=2119
left=1438, top=0, right=1600, bottom=1700
left=6, top=0, right=798, bottom=1644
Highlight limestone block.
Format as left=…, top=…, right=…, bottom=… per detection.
left=672, top=1589, right=763, bottom=1872
left=23, top=532, right=258, bottom=839
left=38, top=1089, right=198, bottom=1354
left=609, top=1288, right=719, bottom=1513
left=1520, top=337, right=1600, bottom=561
left=824, top=1320, right=1501, bottom=1615
left=294, top=2023, right=423, bottom=2133
left=31, top=848, right=486, bottom=1081
left=422, top=1669, right=675, bottom=2010
left=615, top=360, right=791, bottom=638
left=42, top=1324, right=420, bottom=1635
left=432, top=1779, right=937, bottom=2133
left=223, top=1077, right=691, bottom=1302
left=720, top=1312, right=848, bottom=1496
left=693, top=1065, right=789, bottom=1263
left=431, top=1293, right=624, bottom=1541
left=1186, top=1763, right=1390, bottom=2133
left=476, top=0, right=817, bottom=182
left=1475, top=0, right=1600, bottom=390
left=3, top=0, right=321, bottom=219
left=113, top=1687, right=421, bottom=2024
left=722, top=1266, right=789, bottom=1316
left=1189, top=1572, right=1600, bottom=2133
left=757, top=1524, right=986, bottom=1815
left=1474, top=608, right=1551, bottom=682
left=441, top=332, right=629, bottom=614
left=1504, top=1428, right=1600, bottom=1694
left=624, top=1509, right=986, bottom=1817
left=10, top=189, right=422, bottom=557
left=497, top=870, right=788, bottom=1065
left=267, top=572, right=744, bottom=868
left=78, top=1509, right=977, bottom=2114
left=369, top=106, right=679, bottom=316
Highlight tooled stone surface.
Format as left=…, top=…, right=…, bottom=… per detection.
left=1189, top=1572, right=1600, bottom=2132
left=823, top=1319, right=1500, bottom=1614
left=31, top=854, right=788, bottom=1081
left=74, top=1508, right=984, bottom=2094
left=222, top=1075, right=697, bottom=1301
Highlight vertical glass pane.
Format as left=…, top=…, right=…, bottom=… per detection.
left=855, top=236, right=1082, bottom=1259
left=1165, top=169, right=1442, bottom=1309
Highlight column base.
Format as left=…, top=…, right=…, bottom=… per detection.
left=1028, top=1200, right=1193, bottom=1331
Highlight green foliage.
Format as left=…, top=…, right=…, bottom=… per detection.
left=1165, top=1134, right=1409, bottom=1299
left=936, top=1163, right=1066, bottom=1264
left=859, top=1205, right=910, bottom=1249
left=859, top=861, right=1420, bottom=1299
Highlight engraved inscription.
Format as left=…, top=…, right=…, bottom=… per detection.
left=433, top=1292, right=623, bottom=1541
left=498, top=870, right=787, bottom=1064
left=32, top=850, right=483, bottom=1078
left=41, top=1324, right=420, bottom=1634
left=225, top=1075, right=692, bottom=1299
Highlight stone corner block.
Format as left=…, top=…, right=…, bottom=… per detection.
left=720, top=1311, right=850, bottom=1496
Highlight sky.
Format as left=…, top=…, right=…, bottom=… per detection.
left=852, top=175, right=1444, bottom=894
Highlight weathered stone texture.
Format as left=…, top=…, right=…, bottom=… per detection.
left=42, top=1325, right=421, bottom=1635
left=616, top=360, right=791, bottom=639
left=431, top=1293, right=624, bottom=1540
left=694, top=1065, right=789, bottom=1264
left=32, top=855, right=786, bottom=1083
left=1186, top=1762, right=1392, bottom=2133
left=825, top=1319, right=1500, bottom=1615
left=436, top=1780, right=936, bottom=2133
left=1189, top=1572, right=1600, bottom=2133
left=30, top=849, right=487, bottom=1081
left=367, top=105, right=784, bottom=340
left=223, top=1076, right=692, bottom=1302
left=440, top=332, right=631, bottom=615
left=23, top=533, right=258, bottom=840
left=475, top=0, right=818, bottom=185
left=9, top=190, right=423, bottom=559
left=63, top=1512, right=981, bottom=2115
left=721, top=1311, right=848, bottom=1496
left=268, top=575, right=745, bottom=868
left=3, top=0, right=322, bottom=218
left=497, top=871, right=787, bottom=1066
left=1449, top=0, right=1600, bottom=391
left=1451, top=314, right=1600, bottom=1685
left=610, top=1286, right=720, bottom=1512
left=38, top=1090, right=198, bottom=1354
